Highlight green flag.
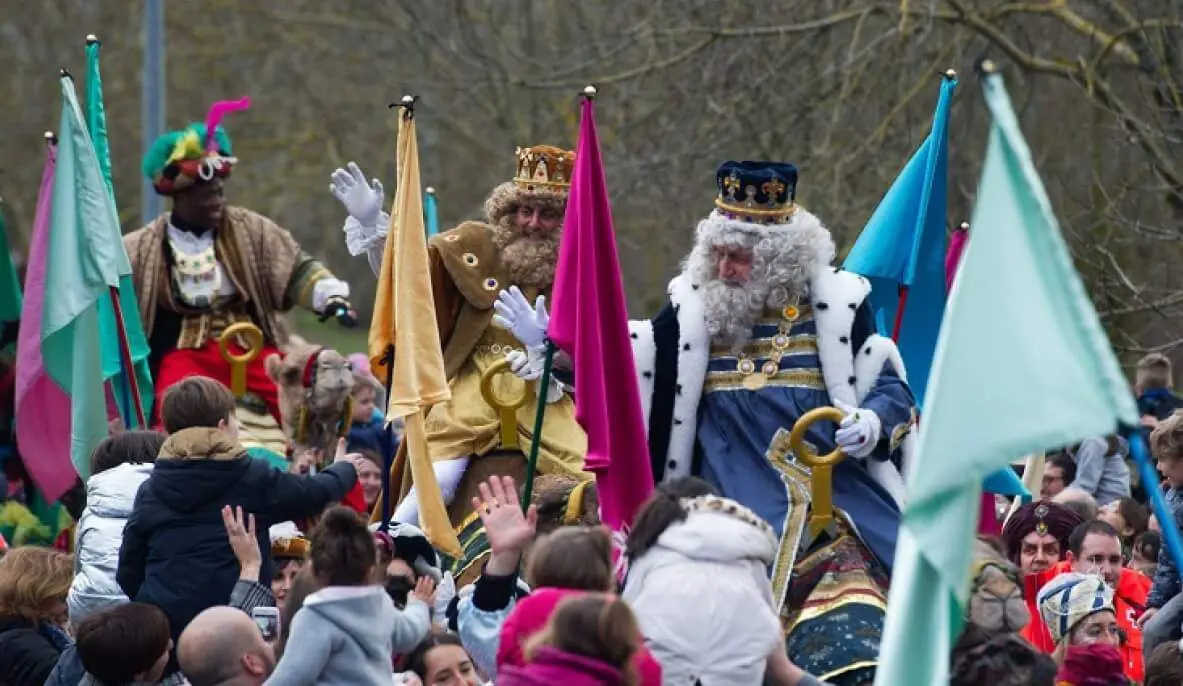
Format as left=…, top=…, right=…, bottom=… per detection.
left=0, top=203, right=22, bottom=323
left=43, top=74, right=132, bottom=482
left=872, top=69, right=1138, bottom=685
left=86, top=38, right=154, bottom=427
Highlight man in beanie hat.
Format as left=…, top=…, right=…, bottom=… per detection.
left=331, top=150, right=587, bottom=526
left=1037, top=572, right=1122, bottom=663
left=126, top=100, right=356, bottom=424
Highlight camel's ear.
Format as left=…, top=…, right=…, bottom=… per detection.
left=264, top=353, right=284, bottom=382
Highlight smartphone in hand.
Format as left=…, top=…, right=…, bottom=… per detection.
left=250, top=606, right=280, bottom=641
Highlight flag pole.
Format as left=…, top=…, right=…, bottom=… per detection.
left=889, top=67, right=958, bottom=344
left=518, top=85, right=597, bottom=509
left=85, top=35, right=134, bottom=427
left=105, top=285, right=146, bottom=428
left=379, top=344, right=395, bottom=530
left=62, top=64, right=148, bottom=430
left=521, top=341, right=555, bottom=509
left=376, top=94, right=418, bottom=531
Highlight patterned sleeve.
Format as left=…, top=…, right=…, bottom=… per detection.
left=283, top=251, right=350, bottom=313
left=229, top=578, right=275, bottom=612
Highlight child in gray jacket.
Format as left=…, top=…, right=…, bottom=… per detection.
left=264, top=507, right=435, bottom=686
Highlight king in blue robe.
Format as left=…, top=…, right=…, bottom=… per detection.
left=629, top=161, right=917, bottom=615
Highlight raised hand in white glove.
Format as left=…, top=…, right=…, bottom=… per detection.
left=833, top=399, right=881, bottom=459
left=329, top=161, right=384, bottom=228
left=492, top=286, right=549, bottom=348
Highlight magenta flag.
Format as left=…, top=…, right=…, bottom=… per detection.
left=945, top=224, right=969, bottom=292
left=946, top=224, right=999, bottom=534
left=15, top=141, right=76, bottom=501
left=548, top=97, right=654, bottom=531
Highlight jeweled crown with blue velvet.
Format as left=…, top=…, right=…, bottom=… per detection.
left=714, top=161, right=798, bottom=225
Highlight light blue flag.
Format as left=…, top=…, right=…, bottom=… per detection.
left=873, top=69, right=1139, bottom=685
left=43, top=74, right=134, bottom=481
left=424, top=187, right=440, bottom=238
left=844, top=75, right=956, bottom=407
left=86, top=39, right=154, bottom=427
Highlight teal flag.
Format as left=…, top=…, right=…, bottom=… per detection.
left=873, top=70, right=1138, bottom=685
left=86, top=38, right=154, bottom=427
left=0, top=204, right=22, bottom=323
left=44, top=75, right=135, bottom=481
left=424, top=187, right=440, bottom=238
left=844, top=75, right=956, bottom=406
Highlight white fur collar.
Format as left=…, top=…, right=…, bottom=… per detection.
left=629, top=268, right=910, bottom=507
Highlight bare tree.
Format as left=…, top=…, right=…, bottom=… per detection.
left=2, top=0, right=1181, bottom=365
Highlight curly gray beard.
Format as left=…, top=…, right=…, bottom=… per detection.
left=492, top=214, right=561, bottom=290
left=683, top=211, right=836, bottom=351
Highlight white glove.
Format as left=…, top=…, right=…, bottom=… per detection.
left=329, top=161, right=384, bottom=228
left=492, top=286, right=549, bottom=348
left=833, top=399, right=881, bottom=459
left=506, top=349, right=541, bottom=381
left=504, top=346, right=566, bottom=402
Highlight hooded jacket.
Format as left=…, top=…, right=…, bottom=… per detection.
left=263, top=585, right=431, bottom=686
left=621, top=499, right=781, bottom=686
left=68, top=462, right=155, bottom=623
left=116, top=428, right=356, bottom=642
left=496, top=646, right=628, bottom=686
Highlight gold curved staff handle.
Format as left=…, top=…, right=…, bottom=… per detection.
left=218, top=323, right=265, bottom=397
left=480, top=358, right=531, bottom=449
left=788, top=406, right=848, bottom=538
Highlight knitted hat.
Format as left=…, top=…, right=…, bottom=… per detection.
left=1036, top=573, right=1116, bottom=645
left=1001, top=501, right=1084, bottom=565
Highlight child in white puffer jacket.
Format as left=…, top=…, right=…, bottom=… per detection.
left=67, top=430, right=167, bottom=625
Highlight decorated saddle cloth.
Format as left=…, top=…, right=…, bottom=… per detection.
left=766, top=428, right=889, bottom=686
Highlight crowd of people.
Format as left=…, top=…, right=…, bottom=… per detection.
left=4, top=97, right=1183, bottom=685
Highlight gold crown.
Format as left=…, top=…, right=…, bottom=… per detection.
left=514, top=145, right=575, bottom=191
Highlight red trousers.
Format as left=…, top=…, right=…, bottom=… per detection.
left=155, top=340, right=283, bottom=425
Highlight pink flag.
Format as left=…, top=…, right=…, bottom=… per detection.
left=15, top=141, right=76, bottom=501
left=944, top=223, right=969, bottom=292
left=947, top=224, right=999, bottom=534
left=548, top=97, right=654, bottom=532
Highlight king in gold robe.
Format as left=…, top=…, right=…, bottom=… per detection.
left=334, top=147, right=588, bottom=527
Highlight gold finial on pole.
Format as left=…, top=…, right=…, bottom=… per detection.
left=943, top=68, right=957, bottom=80
left=582, top=84, right=597, bottom=101
left=86, top=34, right=99, bottom=45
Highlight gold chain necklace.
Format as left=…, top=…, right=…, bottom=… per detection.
left=737, top=303, right=802, bottom=391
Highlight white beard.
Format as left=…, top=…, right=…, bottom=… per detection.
left=682, top=209, right=836, bottom=351
left=701, top=277, right=810, bottom=351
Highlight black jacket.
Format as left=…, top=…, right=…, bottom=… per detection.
left=0, top=616, right=63, bottom=686
left=116, top=427, right=356, bottom=641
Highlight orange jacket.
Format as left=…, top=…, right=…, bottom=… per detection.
left=1021, top=562, right=1151, bottom=683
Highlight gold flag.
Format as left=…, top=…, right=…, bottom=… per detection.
left=368, top=106, right=460, bottom=556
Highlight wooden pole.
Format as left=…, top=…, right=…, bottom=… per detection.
left=106, top=286, right=146, bottom=428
